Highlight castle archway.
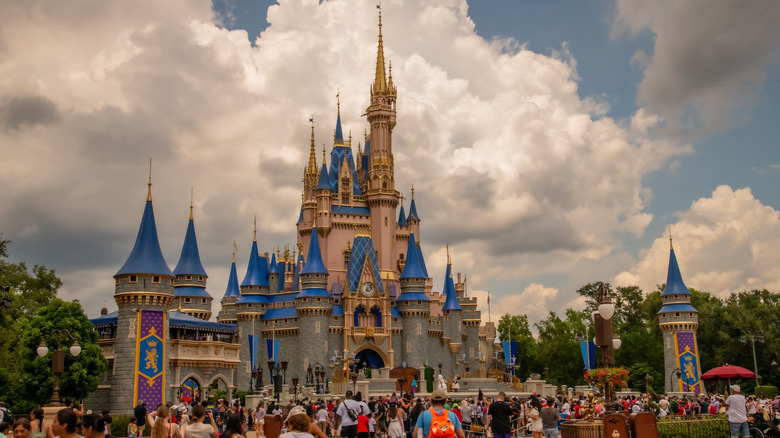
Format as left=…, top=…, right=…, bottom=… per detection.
left=354, top=346, right=386, bottom=369
left=207, top=373, right=233, bottom=401
left=179, top=373, right=205, bottom=402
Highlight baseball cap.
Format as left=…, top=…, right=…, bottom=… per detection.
left=431, top=390, right=447, bottom=402
left=730, top=385, right=740, bottom=392
left=286, top=406, right=307, bottom=423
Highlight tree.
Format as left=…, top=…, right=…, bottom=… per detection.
left=535, top=309, right=590, bottom=386
left=496, top=314, right=538, bottom=378
left=0, top=236, right=62, bottom=411
left=20, top=299, right=108, bottom=406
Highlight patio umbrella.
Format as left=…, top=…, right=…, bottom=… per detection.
left=701, top=364, right=755, bottom=381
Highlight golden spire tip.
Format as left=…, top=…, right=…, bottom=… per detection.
left=189, top=187, right=194, bottom=220
left=147, top=158, right=153, bottom=201
left=233, top=241, right=237, bottom=263
left=253, top=215, right=257, bottom=242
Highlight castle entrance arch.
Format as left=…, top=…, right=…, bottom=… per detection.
left=179, top=374, right=204, bottom=402
left=354, top=346, right=387, bottom=372
left=207, top=374, right=233, bottom=401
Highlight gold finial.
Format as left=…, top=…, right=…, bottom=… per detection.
left=233, top=241, right=237, bottom=263
left=322, top=145, right=326, bottom=165
left=364, top=128, right=368, bottom=143
left=313, top=214, right=317, bottom=228
left=147, top=158, right=153, bottom=201
left=446, top=243, right=451, bottom=265
left=669, top=225, right=674, bottom=250
left=349, top=130, right=352, bottom=146
left=373, top=3, right=387, bottom=94
left=411, top=185, right=415, bottom=199
left=400, top=192, right=405, bottom=206
left=337, top=90, right=340, bottom=114
left=253, top=216, right=257, bottom=242
left=308, top=116, right=317, bottom=172
left=189, top=187, right=194, bottom=220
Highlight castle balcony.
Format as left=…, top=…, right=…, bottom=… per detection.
left=350, top=326, right=387, bottom=342
left=168, top=339, right=242, bottom=369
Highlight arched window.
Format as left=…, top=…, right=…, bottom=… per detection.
left=371, top=306, right=382, bottom=327
left=354, top=305, right=365, bottom=327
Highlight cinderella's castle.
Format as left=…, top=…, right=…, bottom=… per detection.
left=88, top=11, right=481, bottom=412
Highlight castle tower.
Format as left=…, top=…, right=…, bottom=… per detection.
left=396, top=232, right=430, bottom=368
left=234, top=224, right=270, bottom=391
left=365, top=10, right=400, bottom=280
left=659, top=238, right=703, bottom=395
left=268, top=253, right=280, bottom=294
left=456, top=272, right=482, bottom=364
left=407, top=189, right=421, bottom=238
left=442, top=259, right=462, bottom=377
left=216, top=246, right=240, bottom=324
left=172, top=201, right=212, bottom=320
left=112, top=173, right=174, bottom=411
left=295, top=225, right=333, bottom=378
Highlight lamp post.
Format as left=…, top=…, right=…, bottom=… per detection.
left=669, top=368, right=682, bottom=394
left=268, top=359, right=286, bottom=403
left=350, top=372, right=358, bottom=393
left=592, top=282, right=618, bottom=413
left=437, top=363, right=443, bottom=377
left=292, top=377, right=299, bottom=403
left=740, top=332, right=764, bottom=386
left=456, top=354, right=468, bottom=376
left=36, top=329, right=82, bottom=407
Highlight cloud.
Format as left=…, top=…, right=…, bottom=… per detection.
left=0, top=0, right=692, bottom=319
left=614, top=185, right=780, bottom=296
left=613, top=0, right=780, bottom=129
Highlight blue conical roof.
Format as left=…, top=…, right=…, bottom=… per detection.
left=316, top=163, right=331, bottom=191
left=268, top=253, right=279, bottom=274
left=407, top=198, right=421, bottom=221
left=335, top=112, right=344, bottom=142
left=417, top=243, right=429, bottom=278
left=662, top=245, right=691, bottom=296
left=301, top=227, right=328, bottom=274
left=398, top=205, right=408, bottom=227
left=173, top=218, right=207, bottom=277
left=241, top=240, right=264, bottom=286
left=292, top=254, right=304, bottom=290
left=257, top=254, right=270, bottom=286
left=400, top=233, right=426, bottom=279
left=116, top=199, right=173, bottom=277
left=442, top=263, right=461, bottom=310
left=223, top=260, right=240, bottom=299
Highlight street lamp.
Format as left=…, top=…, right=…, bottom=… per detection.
left=740, top=332, right=764, bottom=386
left=36, top=330, right=82, bottom=407
left=350, top=372, right=358, bottom=393
left=592, top=282, right=618, bottom=413
left=669, top=368, right=682, bottom=394
left=292, top=377, right=299, bottom=403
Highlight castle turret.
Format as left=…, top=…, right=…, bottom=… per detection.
left=295, top=226, right=333, bottom=378
left=112, top=172, right=174, bottom=411
left=658, top=237, right=703, bottom=395
left=365, top=10, right=400, bottom=281
left=407, top=189, right=421, bottom=238
left=268, top=253, right=280, bottom=294
left=396, top=232, right=430, bottom=368
left=173, top=202, right=212, bottom=320
left=216, top=246, right=240, bottom=324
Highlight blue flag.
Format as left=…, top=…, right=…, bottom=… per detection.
left=502, top=341, right=519, bottom=374
left=266, top=338, right=280, bottom=363
left=248, top=335, right=258, bottom=369
left=580, top=341, right=596, bottom=370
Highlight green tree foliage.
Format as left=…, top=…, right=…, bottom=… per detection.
left=496, top=314, right=538, bottom=378
left=0, top=236, right=62, bottom=411
left=534, top=309, right=590, bottom=386
left=20, top=299, right=108, bottom=406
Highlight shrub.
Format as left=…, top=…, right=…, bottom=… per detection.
left=755, top=385, right=778, bottom=399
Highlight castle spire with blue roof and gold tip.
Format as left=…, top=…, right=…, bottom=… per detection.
left=216, top=242, right=240, bottom=324
left=173, top=194, right=213, bottom=320
left=658, top=233, right=702, bottom=395
left=441, top=248, right=463, bottom=358
left=396, top=232, right=430, bottom=367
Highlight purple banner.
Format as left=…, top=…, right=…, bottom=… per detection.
left=675, top=332, right=701, bottom=394
left=134, top=310, right=166, bottom=408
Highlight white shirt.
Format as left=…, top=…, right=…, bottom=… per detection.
left=316, top=409, right=328, bottom=422
left=336, top=400, right=362, bottom=427
left=726, top=394, right=748, bottom=423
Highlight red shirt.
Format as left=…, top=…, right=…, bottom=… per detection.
left=357, top=415, right=369, bottom=433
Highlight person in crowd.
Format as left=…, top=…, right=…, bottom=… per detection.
left=725, top=385, right=749, bottom=438
left=412, top=390, right=464, bottom=438
left=29, top=408, right=49, bottom=438
left=51, top=410, right=81, bottom=438
left=127, top=418, right=138, bottom=438
left=254, top=402, right=266, bottom=437
left=280, top=406, right=312, bottom=438
left=486, top=392, right=513, bottom=438
left=134, top=401, right=148, bottom=438
left=12, top=419, right=32, bottom=438
left=1, top=422, right=10, bottom=438
left=221, top=414, right=244, bottom=438
left=151, top=406, right=182, bottom=438
left=356, top=410, right=369, bottom=438
left=526, top=397, right=543, bottom=438
left=81, top=413, right=112, bottom=438
left=539, top=398, right=560, bottom=438
left=385, top=405, right=404, bottom=438
left=182, top=404, right=218, bottom=438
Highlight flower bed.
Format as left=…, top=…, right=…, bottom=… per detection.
left=584, top=366, right=630, bottom=390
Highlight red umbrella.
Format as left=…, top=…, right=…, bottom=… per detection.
left=701, top=364, right=755, bottom=381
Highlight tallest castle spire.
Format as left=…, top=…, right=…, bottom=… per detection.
left=373, top=9, right=387, bottom=94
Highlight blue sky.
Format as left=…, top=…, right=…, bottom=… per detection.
left=1, top=0, right=779, bottom=322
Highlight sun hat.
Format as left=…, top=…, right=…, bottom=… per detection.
left=286, top=405, right=307, bottom=423
left=431, top=390, right=447, bottom=402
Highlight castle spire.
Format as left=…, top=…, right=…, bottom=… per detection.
left=173, top=201, right=207, bottom=277
left=442, top=261, right=462, bottom=311
left=308, top=117, right=317, bottom=173
left=335, top=92, right=344, bottom=142
left=400, top=232, right=426, bottom=279
left=373, top=8, right=387, bottom=94
left=147, top=158, right=153, bottom=201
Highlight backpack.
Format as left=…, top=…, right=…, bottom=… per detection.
left=427, top=408, right=455, bottom=438
left=345, top=401, right=359, bottom=422
left=708, top=404, right=717, bottom=415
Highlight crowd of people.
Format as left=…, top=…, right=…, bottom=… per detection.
left=2, top=384, right=779, bottom=438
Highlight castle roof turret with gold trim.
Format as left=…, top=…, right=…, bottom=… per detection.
left=173, top=202, right=212, bottom=320
left=114, top=174, right=174, bottom=309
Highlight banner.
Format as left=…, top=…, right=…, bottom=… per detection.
left=675, top=332, right=701, bottom=394
left=580, top=341, right=596, bottom=370
left=182, top=377, right=199, bottom=400
left=248, top=335, right=258, bottom=369
left=501, top=341, right=518, bottom=374
left=266, top=338, right=280, bottom=363
left=133, top=310, right=166, bottom=408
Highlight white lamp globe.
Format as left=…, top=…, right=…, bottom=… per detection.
left=613, top=337, right=622, bottom=350
left=598, top=302, right=615, bottom=320
left=70, top=340, right=82, bottom=357
left=37, top=341, right=48, bottom=357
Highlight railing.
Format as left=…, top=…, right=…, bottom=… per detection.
left=168, top=339, right=241, bottom=368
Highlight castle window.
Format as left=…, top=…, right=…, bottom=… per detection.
left=674, top=295, right=679, bottom=299
left=129, top=275, right=138, bottom=283
left=284, top=319, right=288, bottom=323
left=316, top=298, right=322, bottom=302
left=302, top=298, right=307, bottom=303
left=198, top=276, right=204, bottom=281
left=184, top=298, right=191, bottom=304
left=152, top=276, right=160, bottom=284
left=248, top=304, right=252, bottom=308
left=186, top=275, right=192, bottom=280
left=690, top=313, right=694, bottom=317
left=170, top=279, right=174, bottom=285
left=675, top=313, right=680, bottom=317
left=385, top=217, right=388, bottom=226
left=202, top=299, right=207, bottom=304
